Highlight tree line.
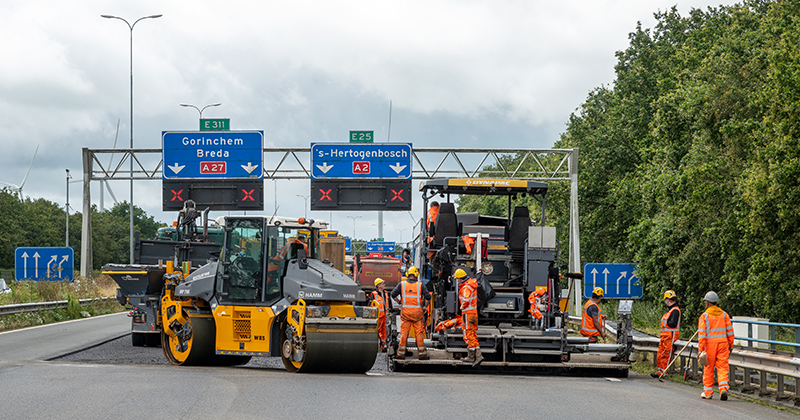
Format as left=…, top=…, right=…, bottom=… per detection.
left=0, top=189, right=163, bottom=272
left=459, top=0, right=800, bottom=323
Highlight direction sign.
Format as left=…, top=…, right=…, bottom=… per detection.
left=583, top=263, right=642, bottom=299
left=310, top=143, right=412, bottom=179
left=162, top=130, right=263, bottom=180
left=366, top=241, right=395, bottom=253
left=200, top=118, right=230, bottom=131
left=349, top=130, right=374, bottom=143
left=345, top=238, right=351, bottom=253
left=15, top=247, right=75, bottom=282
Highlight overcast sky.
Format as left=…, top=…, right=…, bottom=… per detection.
left=0, top=0, right=739, bottom=244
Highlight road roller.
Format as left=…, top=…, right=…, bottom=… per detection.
left=158, top=215, right=379, bottom=372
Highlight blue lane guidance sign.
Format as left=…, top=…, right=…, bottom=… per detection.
left=366, top=241, right=395, bottom=253
left=15, top=247, right=75, bottom=282
left=583, top=263, right=642, bottom=299
left=311, top=143, right=412, bottom=179
left=162, top=130, right=264, bottom=180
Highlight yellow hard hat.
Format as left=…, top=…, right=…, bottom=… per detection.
left=407, top=266, right=419, bottom=277
left=453, top=268, right=467, bottom=279
left=664, top=290, right=676, bottom=300
left=592, top=287, right=604, bottom=297
left=374, top=278, right=385, bottom=287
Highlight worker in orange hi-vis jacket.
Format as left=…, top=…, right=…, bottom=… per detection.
left=454, top=268, right=483, bottom=366
left=698, top=291, right=734, bottom=401
left=651, top=290, right=681, bottom=378
left=391, top=266, right=430, bottom=361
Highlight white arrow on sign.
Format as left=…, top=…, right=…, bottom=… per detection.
left=389, top=163, right=407, bottom=174
left=241, top=162, right=259, bottom=174
left=590, top=268, right=598, bottom=289
left=602, top=268, right=609, bottom=293
left=33, top=252, right=41, bottom=278
left=47, top=255, right=58, bottom=279
left=615, top=271, right=627, bottom=295
left=316, top=162, right=333, bottom=174
left=168, top=163, right=185, bottom=174
left=59, top=255, right=69, bottom=278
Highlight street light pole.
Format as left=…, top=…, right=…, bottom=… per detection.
left=180, top=102, right=222, bottom=119
left=296, top=194, right=310, bottom=218
left=396, top=228, right=406, bottom=243
left=66, top=169, right=70, bottom=247
left=347, top=215, right=362, bottom=239
left=102, top=13, right=163, bottom=264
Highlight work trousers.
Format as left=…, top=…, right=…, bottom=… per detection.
left=656, top=333, right=678, bottom=374
left=399, top=308, right=427, bottom=356
left=703, top=340, right=730, bottom=395
left=462, top=312, right=479, bottom=349
left=377, top=315, right=387, bottom=346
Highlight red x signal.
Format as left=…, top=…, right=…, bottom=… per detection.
left=391, top=189, right=404, bottom=201
left=170, top=190, right=184, bottom=202
left=241, top=189, right=255, bottom=201
left=319, top=189, right=332, bottom=201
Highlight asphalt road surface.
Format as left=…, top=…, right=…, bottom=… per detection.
left=0, top=314, right=796, bottom=420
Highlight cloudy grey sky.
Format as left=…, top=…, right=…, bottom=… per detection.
left=0, top=0, right=738, bottom=243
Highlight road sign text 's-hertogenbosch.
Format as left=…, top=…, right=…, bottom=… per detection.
left=15, top=247, right=75, bottom=282
left=162, top=131, right=263, bottom=180
left=311, top=143, right=412, bottom=179
left=583, top=263, right=642, bottom=299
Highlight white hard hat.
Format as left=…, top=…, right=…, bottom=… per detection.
left=703, top=291, right=719, bottom=303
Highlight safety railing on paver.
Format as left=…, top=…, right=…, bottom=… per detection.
left=0, top=297, right=113, bottom=316
left=569, top=316, right=800, bottom=400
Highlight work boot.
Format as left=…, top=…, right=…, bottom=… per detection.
left=463, top=349, right=475, bottom=364
left=720, top=391, right=728, bottom=401
left=650, top=373, right=659, bottom=378
left=418, top=349, right=429, bottom=361
left=700, top=391, right=713, bottom=400
left=472, top=348, right=484, bottom=367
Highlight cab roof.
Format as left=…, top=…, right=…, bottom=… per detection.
left=215, top=215, right=328, bottom=229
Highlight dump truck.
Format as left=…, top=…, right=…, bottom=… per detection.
left=394, top=178, right=633, bottom=375
left=107, top=213, right=379, bottom=372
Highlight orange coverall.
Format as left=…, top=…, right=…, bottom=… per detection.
left=460, top=278, right=479, bottom=350
left=698, top=306, right=734, bottom=397
left=657, top=305, right=681, bottom=375
left=395, top=280, right=428, bottom=358
left=371, top=290, right=387, bottom=347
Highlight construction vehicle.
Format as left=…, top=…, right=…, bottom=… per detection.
left=107, top=208, right=380, bottom=372
left=393, top=178, right=633, bottom=375
left=351, top=253, right=403, bottom=291
left=104, top=201, right=222, bottom=346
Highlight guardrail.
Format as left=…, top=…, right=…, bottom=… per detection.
left=568, top=316, right=800, bottom=401
left=733, top=318, right=800, bottom=352
left=0, top=297, right=114, bottom=316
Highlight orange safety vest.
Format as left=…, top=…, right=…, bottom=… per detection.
left=580, top=300, right=602, bottom=337
left=462, top=235, right=475, bottom=254
left=400, top=280, right=423, bottom=309
left=427, top=206, right=439, bottom=228
left=371, top=290, right=386, bottom=317
left=459, top=278, right=478, bottom=315
left=698, top=308, right=734, bottom=350
left=660, top=305, right=681, bottom=340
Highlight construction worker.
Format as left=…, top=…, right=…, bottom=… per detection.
left=580, top=287, right=606, bottom=343
left=427, top=201, right=440, bottom=233
left=391, top=266, right=430, bottom=360
left=528, top=288, right=545, bottom=320
left=698, top=291, right=734, bottom=400
left=371, top=278, right=388, bottom=351
left=651, top=290, right=681, bottom=378
left=455, top=269, right=483, bottom=366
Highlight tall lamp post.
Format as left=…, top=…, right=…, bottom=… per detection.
left=180, top=102, right=222, bottom=119
left=347, top=215, right=361, bottom=239
left=66, top=169, right=71, bottom=247
left=102, top=13, right=163, bottom=264
left=296, top=194, right=310, bottom=218
left=396, top=228, right=406, bottom=244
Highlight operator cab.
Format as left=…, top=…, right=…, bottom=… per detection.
left=216, top=216, right=324, bottom=305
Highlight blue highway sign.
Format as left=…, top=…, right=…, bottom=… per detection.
left=162, top=131, right=264, bottom=180
left=345, top=238, right=351, bottom=253
left=15, top=247, right=75, bottom=282
left=583, top=263, right=642, bottom=299
left=311, top=143, right=412, bottom=179
left=366, top=241, right=395, bottom=253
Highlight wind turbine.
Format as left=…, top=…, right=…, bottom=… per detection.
left=0, top=145, right=39, bottom=200
left=100, top=120, right=120, bottom=210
